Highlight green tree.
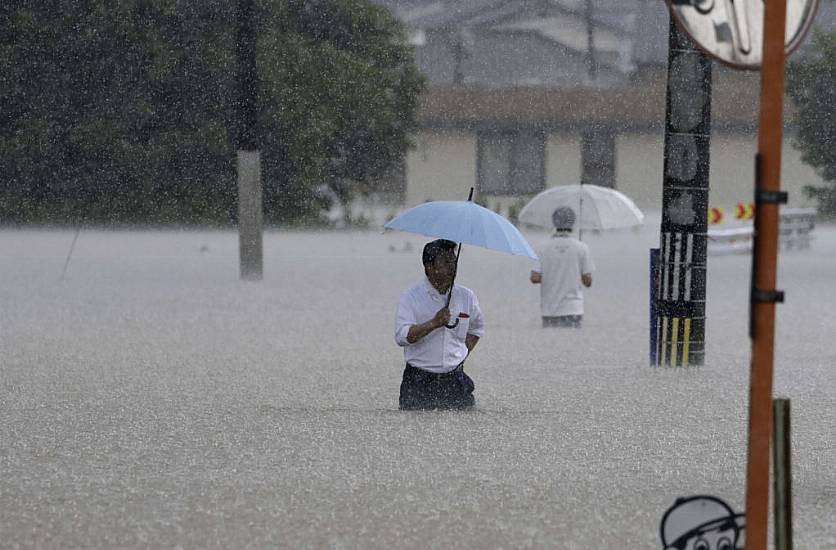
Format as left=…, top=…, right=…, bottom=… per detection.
left=787, top=29, right=836, bottom=219
left=0, top=2, right=237, bottom=224
left=0, top=0, right=424, bottom=225
left=257, top=0, right=424, bottom=225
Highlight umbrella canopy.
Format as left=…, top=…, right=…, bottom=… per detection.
left=384, top=200, right=538, bottom=260
left=518, top=184, right=644, bottom=231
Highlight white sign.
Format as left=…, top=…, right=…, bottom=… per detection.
left=666, top=0, right=820, bottom=69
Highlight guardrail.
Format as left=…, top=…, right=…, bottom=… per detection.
left=707, top=207, right=816, bottom=255
left=778, top=207, right=816, bottom=250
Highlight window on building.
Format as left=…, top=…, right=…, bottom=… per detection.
left=581, top=130, right=616, bottom=187
left=477, top=131, right=545, bottom=195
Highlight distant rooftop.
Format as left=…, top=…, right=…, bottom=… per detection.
left=371, top=0, right=836, bottom=128
left=374, top=0, right=836, bottom=83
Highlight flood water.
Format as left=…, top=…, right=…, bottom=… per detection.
left=2, top=218, right=834, bottom=548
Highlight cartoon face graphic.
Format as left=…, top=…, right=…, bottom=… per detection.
left=676, top=527, right=736, bottom=550
left=661, top=495, right=745, bottom=550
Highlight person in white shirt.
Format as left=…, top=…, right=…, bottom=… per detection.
left=395, top=239, right=485, bottom=410
left=530, top=207, right=594, bottom=328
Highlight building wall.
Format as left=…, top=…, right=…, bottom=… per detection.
left=708, top=133, right=818, bottom=210
left=413, top=32, right=458, bottom=85
left=616, top=132, right=819, bottom=211
left=465, top=32, right=621, bottom=88
left=546, top=134, right=582, bottom=186
left=615, top=133, right=664, bottom=209
left=414, top=30, right=624, bottom=88
left=404, top=128, right=820, bottom=214
left=405, top=130, right=476, bottom=206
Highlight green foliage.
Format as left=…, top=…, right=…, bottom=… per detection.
left=787, top=30, right=836, bottom=219
left=257, top=0, right=425, bottom=225
left=0, top=0, right=425, bottom=225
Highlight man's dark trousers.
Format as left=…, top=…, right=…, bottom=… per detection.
left=399, top=363, right=475, bottom=410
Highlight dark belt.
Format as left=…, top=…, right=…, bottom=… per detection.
left=406, top=362, right=464, bottom=380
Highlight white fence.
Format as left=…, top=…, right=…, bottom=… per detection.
left=707, top=208, right=817, bottom=255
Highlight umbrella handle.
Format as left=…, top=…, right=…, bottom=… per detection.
left=443, top=187, right=472, bottom=330
left=578, top=182, right=584, bottom=241
left=444, top=250, right=462, bottom=329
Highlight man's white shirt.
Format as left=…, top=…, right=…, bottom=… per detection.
left=395, top=279, right=485, bottom=373
left=534, top=234, right=595, bottom=316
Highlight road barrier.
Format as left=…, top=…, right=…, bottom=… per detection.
left=778, top=207, right=816, bottom=250
left=707, top=207, right=816, bottom=255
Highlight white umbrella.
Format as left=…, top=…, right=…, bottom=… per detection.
left=518, top=184, right=644, bottom=236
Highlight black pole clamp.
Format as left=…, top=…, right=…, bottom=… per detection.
left=750, top=287, right=784, bottom=336
left=752, top=288, right=785, bottom=304
left=755, top=190, right=788, bottom=205
left=753, top=155, right=789, bottom=205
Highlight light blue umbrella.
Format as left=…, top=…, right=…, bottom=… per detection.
left=384, top=189, right=537, bottom=328
left=384, top=199, right=538, bottom=260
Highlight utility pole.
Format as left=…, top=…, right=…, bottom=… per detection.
left=662, top=1, right=819, bottom=545
left=745, top=1, right=789, bottom=546
left=236, top=0, right=263, bottom=281
left=584, top=0, right=597, bottom=81
left=655, top=16, right=711, bottom=367
left=452, top=28, right=469, bottom=86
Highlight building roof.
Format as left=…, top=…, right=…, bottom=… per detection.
left=374, top=0, right=638, bottom=75
left=377, top=0, right=836, bottom=70
left=374, top=0, right=832, bottom=128
left=417, top=66, right=797, bottom=130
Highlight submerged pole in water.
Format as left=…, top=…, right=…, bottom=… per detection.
left=773, top=398, right=793, bottom=550
left=649, top=248, right=660, bottom=365
left=236, top=0, right=263, bottom=281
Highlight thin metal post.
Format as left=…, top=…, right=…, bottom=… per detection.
left=584, top=0, right=597, bottom=80
left=745, top=0, right=789, bottom=547
left=578, top=182, right=584, bottom=241
left=773, top=398, right=793, bottom=550
left=650, top=248, right=660, bottom=365
left=236, top=0, right=263, bottom=281
left=238, top=151, right=263, bottom=280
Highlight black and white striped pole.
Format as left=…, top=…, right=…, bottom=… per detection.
left=654, top=16, right=712, bottom=367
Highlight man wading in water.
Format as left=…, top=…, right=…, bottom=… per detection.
left=394, top=239, right=484, bottom=410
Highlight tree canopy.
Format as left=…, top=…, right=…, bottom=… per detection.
left=787, top=29, right=836, bottom=218
left=0, top=0, right=425, bottom=225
